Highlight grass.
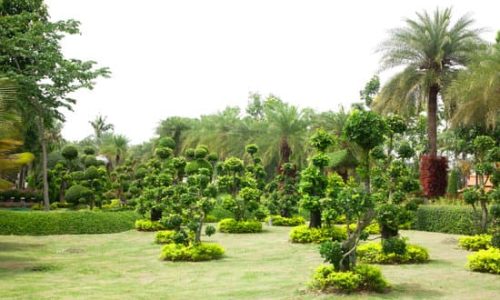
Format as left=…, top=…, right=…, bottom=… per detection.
left=0, top=225, right=499, bottom=299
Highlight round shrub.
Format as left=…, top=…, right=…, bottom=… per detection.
left=158, top=137, right=176, bottom=149
left=61, top=145, right=79, bottom=160
left=467, top=248, right=500, bottom=274
left=205, top=225, right=216, bottom=237
left=83, top=146, right=96, bottom=155
left=289, top=225, right=346, bottom=244
left=65, top=185, right=93, bottom=205
left=458, top=234, right=492, bottom=251
left=134, top=219, right=165, bottom=231
left=266, top=215, right=305, bottom=226
left=217, top=218, right=262, bottom=233
left=309, top=264, right=388, bottom=293
left=159, top=243, right=225, bottom=261
left=154, top=230, right=176, bottom=244
left=357, top=241, right=429, bottom=264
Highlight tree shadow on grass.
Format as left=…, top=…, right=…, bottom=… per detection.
left=0, top=242, right=51, bottom=275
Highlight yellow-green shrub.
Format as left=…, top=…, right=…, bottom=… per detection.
left=266, top=215, right=305, bottom=226
left=309, top=264, right=388, bottom=293
left=458, top=234, right=492, bottom=251
left=289, top=225, right=346, bottom=243
left=154, top=230, right=176, bottom=244
left=159, top=243, right=225, bottom=261
left=218, top=218, right=262, bottom=233
left=357, top=241, right=429, bottom=264
left=134, top=219, right=165, bottom=231
left=467, top=248, right=500, bottom=274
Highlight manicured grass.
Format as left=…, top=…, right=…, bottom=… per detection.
left=0, top=226, right=499, bottom=299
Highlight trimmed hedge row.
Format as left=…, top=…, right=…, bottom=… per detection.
left=0, top=210, right=140, bottom=235
left=413, top=205, right=481, bottom=235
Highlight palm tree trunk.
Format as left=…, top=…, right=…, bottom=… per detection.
left=427, top=85, right=439, bottom=157
left=280, top=137, right=291, bottom=164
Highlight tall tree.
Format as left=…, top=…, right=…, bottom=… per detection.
left=260, top=97, right=308, bottom=167
left=0, top=1, right=109, bottom=210
left=375, top=8, right=483, bottom=156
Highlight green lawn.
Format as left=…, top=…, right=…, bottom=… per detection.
left=0, top=225, right=498, bottom=299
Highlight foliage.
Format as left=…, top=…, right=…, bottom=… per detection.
left=266, top=215, right=305, bottom=226
left=134, top=219, right=165, bottom=232
left=458, top=235, right=493, bottom=251
left=289, top=225, right=346, bottom=243
left=64, top=185, right=93, bottom=205
left=154, top=230, right=176, bottom=244
left=344, top=110, right=387, bottom=151
left=0, top=1, right=110, bottom=209
left=217, top=218, right=262, bottom=233
left=159, top=243, right=225, bottom=262
left=447, top=168, right=460, bottom=197
left=309, top=264, right=388, bottom=293
left=413, top=205, right=481, bottom=235
left=467, top=248, right=500, bottom=274
left=419, top=155, right=448, bottom=197
left=0, top=210, right=139, bottom=235
left=357, top=241, right=429, bottom=264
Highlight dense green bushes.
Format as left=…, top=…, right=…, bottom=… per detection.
left=0, top=210, right=139, bottom=235
left=309, top=264, right=389, bottom=293
left=357, top=241, right=429, bottom=264
left=467, top=248, right=500, bottom=274
left=413, top=205, right=480, bottom=235
left=218, top=218, right=262, bottom=233
left=289, top=225, right=346, bottom=243
left=154, top=230, right=176, bottom=244
left=134, top=219, right=165, bottom=231
left=459, top=235, right=492, bottom=251
left=266, top=215, right=305, bottom=226
left=159, top=243, right=225, bottom=261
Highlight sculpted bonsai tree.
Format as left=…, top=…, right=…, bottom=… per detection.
left=217, top=156, right=261, bottom=221
left=463, top=136, right=498, bottom=233
left=329, top=110, right=387, bottom=271
left=299, top=128, right=335, bottom=228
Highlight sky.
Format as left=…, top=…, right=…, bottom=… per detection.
left=45, top=0, right=500, bottom=144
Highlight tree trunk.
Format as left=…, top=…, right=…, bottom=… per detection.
left=427, top=85, right=439, bottom=157
left=41, top=139, right=50, bottom=211
left=280, top=137, right=291, bottom=164
left=309, top=209, right=322, bottom=228
left=59, top=180, right=66, bottom=203
left=480, top=200, right=488, bottom=233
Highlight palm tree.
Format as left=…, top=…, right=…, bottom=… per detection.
left=0, top=78, right=34, bottom=190
left=100, top=134, right=129, bottom=167
left=259, top=97, right=309, bottom=168
left=446, top=39, right=500, bottom=129
left=156, top=116, right=193, bottom=155
left=89, top=114, right=114, bottom=141
left=374, top=8, right=483, bottom=157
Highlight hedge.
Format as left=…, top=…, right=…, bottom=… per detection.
left=0, top=210, right=140, bottom=235
left=413, top=205, right=482, bottom=235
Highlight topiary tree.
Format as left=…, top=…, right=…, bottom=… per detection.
left=64, top=184, right=93, bottom=206
left=463, top=136, right=498, bottom=233
left=332, top=110, right=387, bottom=271
left=266, top=162, right=300, bottom=218
left=217, top=155, right=261, bottom=221
left=299, top=128, right=334, bottom=228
